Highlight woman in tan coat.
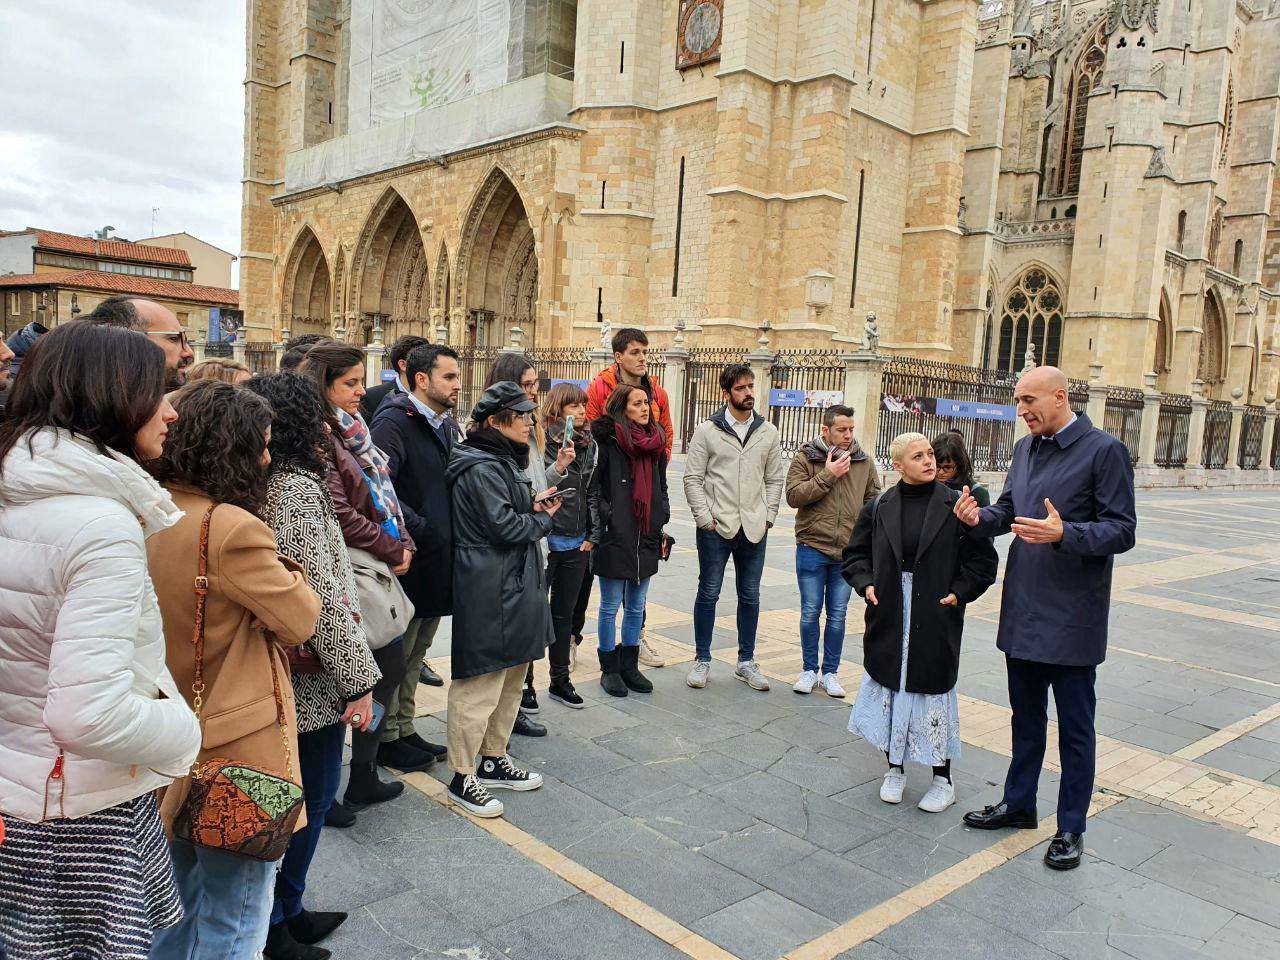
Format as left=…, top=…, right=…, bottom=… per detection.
left=146, top=379, right=321, bottom=960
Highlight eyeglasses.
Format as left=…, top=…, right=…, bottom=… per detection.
left=148, top=330, right=190, bottom=349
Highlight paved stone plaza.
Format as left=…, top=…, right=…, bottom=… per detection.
left=312, top=465, right=1280, bottom=959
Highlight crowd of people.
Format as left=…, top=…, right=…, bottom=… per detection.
left=0, top=301, right=1136, bottom=960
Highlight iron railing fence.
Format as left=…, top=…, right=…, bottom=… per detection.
left=1202, top=400, right=1232, bottom=468
left=1102, top=387, right=1144, bottom=463
left=767, top=351, right=846, bottom=454
left=527, top=346, right=598, bottom=391
left=205, top=341, right=232, bottom=358
left=1154, top=394, right=1192, bottom=468
left=1239, top=404, right=1265, bottom=469
left=1068, top=378, right=1090, bottom=415
left=456, top=347, right=505, bottom=422
left=681, top=347, right=748, bottom=447
left=245, top=344, right=277, bottom=375
left=876, top=356, right=1019, bottom=471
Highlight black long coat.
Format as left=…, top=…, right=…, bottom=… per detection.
left=370, top=393, right=457, bottom=617
left=842, top=482, right=998, bottom=695
left=587, top=420, right=670, bottom=583
left=444, top=442, right=554, bottom=679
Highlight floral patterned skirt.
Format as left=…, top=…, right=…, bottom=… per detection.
left=848, top=572, right=961, bottom=767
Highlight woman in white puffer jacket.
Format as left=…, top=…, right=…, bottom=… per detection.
left=0, top=321, right=202, bottom=960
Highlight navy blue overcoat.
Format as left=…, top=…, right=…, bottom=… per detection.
left=977, top=413, right=1136, bottom=666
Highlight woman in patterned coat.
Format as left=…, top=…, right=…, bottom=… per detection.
left=244, top=373, right=381, bottom=960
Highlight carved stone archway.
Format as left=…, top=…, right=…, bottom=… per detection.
left=455, top=168, right=538, bottom=348
left=350, top=189, right=429, bottom=345
left=281, top=226, right=331, bottom=337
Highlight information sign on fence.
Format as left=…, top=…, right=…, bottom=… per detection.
left=934, top=398, right=1017, bottom=422
left=769, top=388, right=844, bottom=408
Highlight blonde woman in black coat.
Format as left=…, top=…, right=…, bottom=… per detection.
left=843, top=432, right=997, bottom=814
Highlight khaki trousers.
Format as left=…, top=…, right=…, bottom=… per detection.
left=446, top=664, right=527, bottom=775
left=381, top=616, right=440, bottom=743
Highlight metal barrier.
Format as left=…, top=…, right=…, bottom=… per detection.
left=1202, top=400, right=1232, bottom=469
left=1154, top=395, right=1192, bottom=468
left=877, top=356, right=1019, bottom=471
left=245, top=344, right=277, bottom=375
left=767, top=351, right=845, bottom=453
left=1102, top=387, right=1144, bottom=463
left=1068, top=379, right=1090, bottom=414
left=1239, top=405, right=1265, bottom=469
left=456, top=347, right=505, bottom=421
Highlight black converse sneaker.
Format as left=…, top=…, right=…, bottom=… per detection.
left=521, top=686, right=540, bottom=714
left=448, top=772, right=504, bottom=817
left=477, top=754, right=544, bottom=792
left=548, top=679, right=585, bottom=709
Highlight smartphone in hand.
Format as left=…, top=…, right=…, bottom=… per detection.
left=368, top=699, right=387, bottom=731
left=534, top=489, right=565, bottom=506
left=563, top=415, right=575, bottom=448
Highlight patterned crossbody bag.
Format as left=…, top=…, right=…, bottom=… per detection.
left=172, top=506, right=306, bottom=861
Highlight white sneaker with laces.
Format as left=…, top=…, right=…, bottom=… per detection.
left=879, top=768, right=906, bottom=804
left=638, top=633, right=665, bottom=668
left=735, top=660, right=771, bottom=691
left=819, top=673, right=846, bottom=698
left=793, top=670, right=818, bottom=694
left=917, top=775, right=956, bottom=813
left=686, top=660, right=711, bottom=688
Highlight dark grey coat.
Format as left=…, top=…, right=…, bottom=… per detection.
left=445, top=441, right=554, bottom=679
left=975, top=413, right=1137, bottom=667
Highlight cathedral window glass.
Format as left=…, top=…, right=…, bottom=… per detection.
left=1057, top=27, right=1106, bottom=196
left=997, top=268, right=1064, bottom=373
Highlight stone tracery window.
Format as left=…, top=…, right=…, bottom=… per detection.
left=1057, top=25, right=1107, bottom=196
left=996, top=268, right=1064, bottom=373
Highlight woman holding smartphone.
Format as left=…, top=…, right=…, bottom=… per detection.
left=588, top=384, right=670, bottom=697
left=540, top=383, right=596, bottom=707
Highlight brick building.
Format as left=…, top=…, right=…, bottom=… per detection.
left=241, top=0, right=1280, bottom=398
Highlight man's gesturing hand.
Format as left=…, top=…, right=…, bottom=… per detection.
left=953, top=485, right=980, bottom=527
left=825, top=448, right=851, bottom=479
left=1012, top=498, right=1064, bottom=544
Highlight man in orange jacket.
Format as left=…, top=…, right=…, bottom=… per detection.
left=585, top=327, right=674, bottom=460
left=585, top=326, right=673, bottom=668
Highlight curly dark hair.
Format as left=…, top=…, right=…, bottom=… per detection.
left=151, top=380, right=272, bottom=514
left=243, top=373, right=329, bottom=476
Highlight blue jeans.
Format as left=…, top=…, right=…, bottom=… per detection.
left=796, top=544, right=852, bottom=674
left=597, top=576, right=651, bottom=652
left=271, top=722, right=344, bottom=925
left=150, top=840, right=278, bottom=959
left=693, top=527, right=768, bottom=663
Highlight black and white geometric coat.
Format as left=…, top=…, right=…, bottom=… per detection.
left=264, top=467, right=381, bottom=734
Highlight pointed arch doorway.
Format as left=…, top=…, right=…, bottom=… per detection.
left=456, top=169, right=537, bottom=348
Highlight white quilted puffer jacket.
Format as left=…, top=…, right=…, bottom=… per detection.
left=0, top=428, right=201, bottom=822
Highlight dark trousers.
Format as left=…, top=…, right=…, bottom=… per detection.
left=694, top=527, right=767, bottom=663
left=351, top=639, right=405, bottom=764
left=272, top=722, right=344, bottom=924
left=544, top=548, right=593, bottom=683
left=1002, top=656, right=1097, bottom=835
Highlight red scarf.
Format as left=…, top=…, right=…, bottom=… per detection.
left=613, top=418, right=665, bottom=533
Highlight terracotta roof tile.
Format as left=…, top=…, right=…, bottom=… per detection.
left=21, top=228, right=194, bottom=267
left=0, top=270, right=237, bottom=307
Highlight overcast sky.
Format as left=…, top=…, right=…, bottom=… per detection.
left=0, top=2, right=245, bottom=265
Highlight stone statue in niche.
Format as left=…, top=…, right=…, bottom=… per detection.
left=600, top=318, right=612, bottom=351
left=1021, top=341, right=1038, bottom=375
left=863, top=312, right=881, bottom=353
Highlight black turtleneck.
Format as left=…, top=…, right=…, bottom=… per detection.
left=899, top=479, right=935, bottom=572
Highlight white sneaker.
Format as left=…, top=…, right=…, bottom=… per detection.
left=917, top=775, right=956, bottom=813
left=735, top=660, right=771, bottom=691
left=638, top=633, right=665, bottom=668
left=793, top=670, right=818, bottom=694
left=686, top=660, right=711, bottom=688
left=879, top=768, right=906, bottom=804
left=819, top=673, right=846, bottom=698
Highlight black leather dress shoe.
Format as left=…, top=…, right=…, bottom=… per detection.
left=962, top=802, right=1038, bottom=830
left=1044, top=831, right=1083, bottom=870
left=419, top=660, right=444, bottom=687
left=513, top=710, right=547, bottom=737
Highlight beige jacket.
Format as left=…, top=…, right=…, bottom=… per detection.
left=683, top=409, right=786, bottom=543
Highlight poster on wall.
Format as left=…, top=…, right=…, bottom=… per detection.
left=880, top=395, right=1016, bottom=422
left=348, top=0, right=513, bottom=132
left=770, top=389, right=845, bottom=409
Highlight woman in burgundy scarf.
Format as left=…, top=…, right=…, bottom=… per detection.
left=587, top=384, right=670, bottom=696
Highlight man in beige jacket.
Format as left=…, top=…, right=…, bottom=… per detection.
left=784, top=404, right=881, bottom=697
left=683, top=363, right=787, bottom=691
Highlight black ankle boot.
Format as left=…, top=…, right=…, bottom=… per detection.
left=618, top=645, right=653, bottom=693
left=286, top=908, right=347, bottom=945
left=598, top=649, right=628, bottom=697
left=343, top=761, right=404, bottom=809
left=265, top=920, right=331, bottom=959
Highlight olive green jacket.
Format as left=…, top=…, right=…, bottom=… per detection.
left=785, top=438, right=881, bottom=560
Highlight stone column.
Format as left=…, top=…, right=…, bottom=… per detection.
left=1186, top=379, right=1208, bottom=468
left=273, top=341, right=286, bottom=370
left=1260, top=396, right=1278, bottom=474
left=363, top=316, right=387, bottom=387
left=231, top=341, right=247, bottom=366
left=501, top=325, right=527, bottom=356
left=192, top=338, right=208, bottom=363
left=1227, top=389, right=1245, bottom=470
left=589, top=346, right=612, bottom=377
left=1086, top=362, right=1107, bottom=426
left=745, top=348, right=776, bottom=415
left=663, top=346, right=689, bottom=452
left=1137, top=372, right=1161, bottom=467
left=841, top=351, right=887, bottom=456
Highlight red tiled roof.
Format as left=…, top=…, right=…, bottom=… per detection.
left=0, top=270, right=237, bottom=307
left=3, top=228, right=194, bottom=268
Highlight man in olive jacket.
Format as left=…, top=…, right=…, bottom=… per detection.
left=785, top=404, right=880, bottom=697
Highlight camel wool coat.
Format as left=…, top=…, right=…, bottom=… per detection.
left=147, top=485, right=322, bottom=831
